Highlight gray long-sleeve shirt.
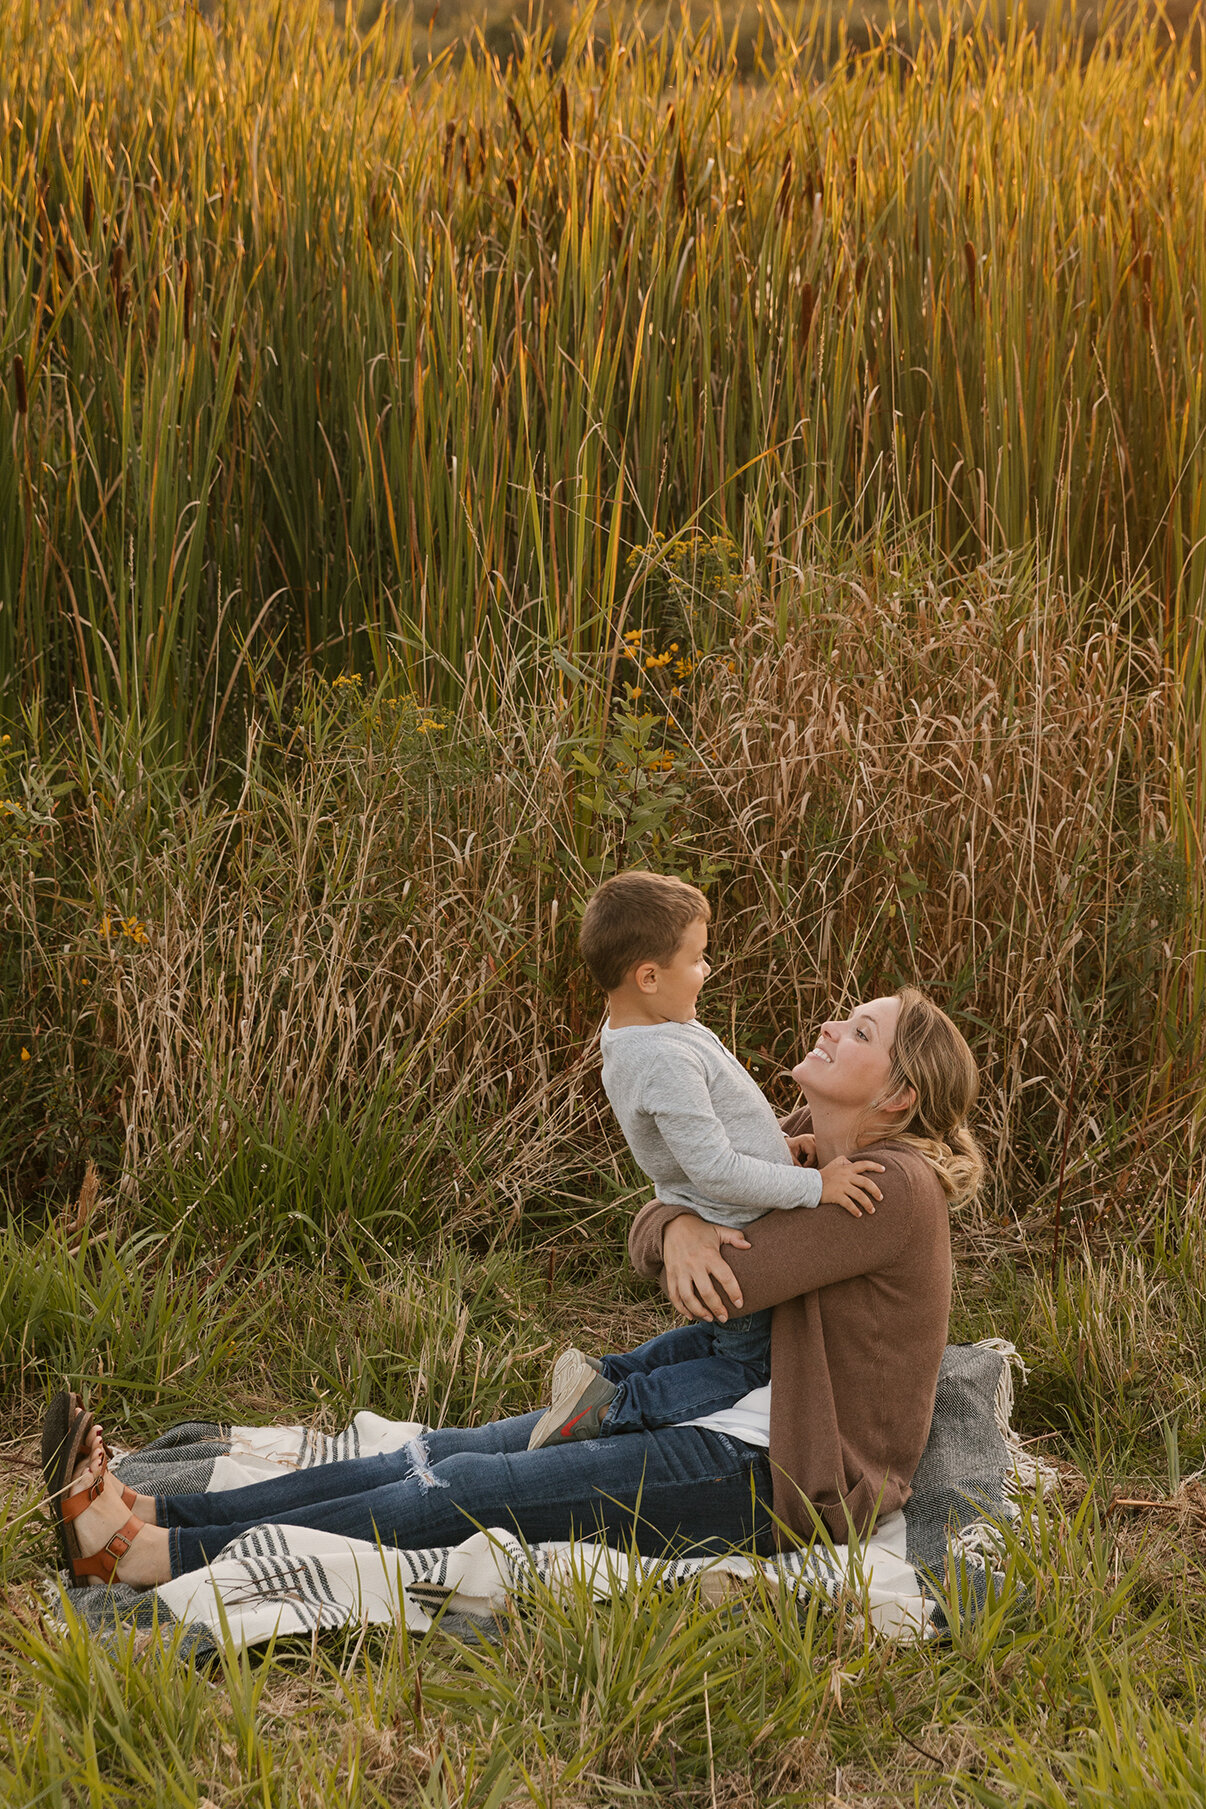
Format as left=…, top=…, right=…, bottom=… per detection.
left=599, top=1017, right=822, bottom=1225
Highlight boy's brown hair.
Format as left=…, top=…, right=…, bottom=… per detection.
left=580, top=871, right=710, bottom=991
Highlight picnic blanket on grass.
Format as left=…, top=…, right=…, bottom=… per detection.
left=50, top=1340, right=1046, bottom=1658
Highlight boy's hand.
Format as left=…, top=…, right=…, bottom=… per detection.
left=818, top=1155, right=885, bottom=1217
left=785, top=1133, right=817, bottom=1166
left=715, top=1225, right=753, bottom=1251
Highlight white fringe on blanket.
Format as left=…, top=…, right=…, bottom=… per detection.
left=947, top=1339, right=1060, bottom=1565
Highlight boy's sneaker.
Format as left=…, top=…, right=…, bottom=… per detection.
left=528, top=1351, right=618, bottom=1450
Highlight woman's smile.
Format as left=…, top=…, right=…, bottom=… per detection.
left=791, top=999, right=901, bottom=1105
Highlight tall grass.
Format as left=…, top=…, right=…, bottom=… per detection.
left=1, top=1, right=1204, bottom=726
left=4, top=0, right=1204, bottom=1074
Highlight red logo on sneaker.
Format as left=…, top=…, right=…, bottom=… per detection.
left=558, top=1408, right=592, bottom=1438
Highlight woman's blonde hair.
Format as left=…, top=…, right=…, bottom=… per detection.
left=872, top=987, right=985, bottom=1207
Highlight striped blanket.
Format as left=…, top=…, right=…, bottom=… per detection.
left=51, top=1341, right=1042, bottom=1657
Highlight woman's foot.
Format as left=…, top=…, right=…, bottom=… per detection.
left=76, top=1423, right=158, bottom=1524
left=59, top=1425, right=171, bottom=1588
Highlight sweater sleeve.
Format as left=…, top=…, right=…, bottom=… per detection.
left=639, top=1051, right=822, bottom=1212
left=628, top=1152, right=920, bottom=1300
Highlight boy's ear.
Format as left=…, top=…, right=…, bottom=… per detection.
left=633, top=960, right=660, bottom=993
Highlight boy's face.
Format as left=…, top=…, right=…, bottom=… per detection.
left=631, top=918, right=711, bottom=1022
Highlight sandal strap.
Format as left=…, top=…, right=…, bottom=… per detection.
left=58, top=1451, right=137, bottom=1521
left=71, top=1512, right=144, bottom=1584
left=60, top=1471, right=105, bottom=1519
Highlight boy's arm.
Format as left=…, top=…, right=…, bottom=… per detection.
left=641, top=1052, right=824, bottom=1212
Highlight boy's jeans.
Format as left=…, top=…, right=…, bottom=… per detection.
left=598, top=1313, right=772, bottom=1435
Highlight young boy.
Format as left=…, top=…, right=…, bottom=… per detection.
left=527, top=869, right=883, bottom=1451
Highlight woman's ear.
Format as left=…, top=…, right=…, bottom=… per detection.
left=881, top=1083, right=917, bottom=1119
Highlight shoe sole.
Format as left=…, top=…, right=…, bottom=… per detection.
left=551, top=1348, right=601, bottom=1395
left=41, top=1389, right=94, bottom=1572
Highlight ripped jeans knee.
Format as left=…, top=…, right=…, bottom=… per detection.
left=402, top=1433, right=449, bottom=1492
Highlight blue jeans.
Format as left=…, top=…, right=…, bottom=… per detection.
left=158, top=1412, right=777, bottom=1577
left=598, top=1314, right=772, bottom=1435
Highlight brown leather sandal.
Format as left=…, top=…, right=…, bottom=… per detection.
left=57, top=1464, right=145, bottom=1586
left=42, top=1389, right=140, bottom=1583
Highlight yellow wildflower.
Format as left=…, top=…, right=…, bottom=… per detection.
left=416, top=718, right=446, bottom=733
left=20, top=1047, right=30, bottom=1061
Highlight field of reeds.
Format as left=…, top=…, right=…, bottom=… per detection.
left=2, top=0, right=1206, bottom=1802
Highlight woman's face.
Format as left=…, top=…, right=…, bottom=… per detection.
left=792, top=996, right=901, bottom=1110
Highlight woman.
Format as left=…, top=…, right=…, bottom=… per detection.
left=47, top=988, right=983, bottom=1587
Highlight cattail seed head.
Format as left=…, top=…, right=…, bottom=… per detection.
left=777, top=150, right=792, bottom=217
left=800, top=279, right=815, bottom=346
left=963, top=239, right=976, bottom=304
left=82, top=177, right=94, bottom=236
left=183, top=259, right=193, bottom=341
left=506, top=94, right=532, bottom=160
left=559, top=83, right=569, bottom=147
left=13, top=352, right=27, bottom=415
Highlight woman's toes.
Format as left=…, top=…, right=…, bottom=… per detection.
left=68, top=1431, right=103, bottom=1496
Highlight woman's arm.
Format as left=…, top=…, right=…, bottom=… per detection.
left=629, top=1152, right=922, bottom=1321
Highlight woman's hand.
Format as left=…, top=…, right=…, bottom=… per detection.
left=661, top=1213, right=751, bottom=1322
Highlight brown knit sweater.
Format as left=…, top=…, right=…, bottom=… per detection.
left=627, top=1136, right=952, bottom=1544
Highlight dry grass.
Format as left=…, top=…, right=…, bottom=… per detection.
left=1, top=545, right=1184, bottom=1226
